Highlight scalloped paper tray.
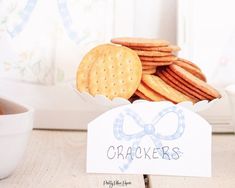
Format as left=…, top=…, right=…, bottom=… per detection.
left=74, top=89, right=220, bottom=113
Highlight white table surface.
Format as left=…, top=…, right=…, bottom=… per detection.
left=0, top=130, right=234, bottom=188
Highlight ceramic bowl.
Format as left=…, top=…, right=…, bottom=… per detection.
left=0, top=96, right=34, bottom=179
left=225, top=84, right=235, bottom=131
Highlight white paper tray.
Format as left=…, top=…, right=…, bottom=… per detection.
left=74, top=89, right=220, bottom=113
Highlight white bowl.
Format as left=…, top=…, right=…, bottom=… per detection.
left=0, top=96, right=34, bottom=179
left=225, top=84, right=235, bottom=131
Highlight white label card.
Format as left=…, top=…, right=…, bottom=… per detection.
left=87, top=101, right=211, bottom=177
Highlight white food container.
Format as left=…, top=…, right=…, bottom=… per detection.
left=225, top=85, right=235, bottom=132
left=76, top=90, right=220, bottom=113
left=0, top=96, right=34, bottom=179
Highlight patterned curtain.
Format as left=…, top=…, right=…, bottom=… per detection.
left=0, top=0, right=110, bottom=85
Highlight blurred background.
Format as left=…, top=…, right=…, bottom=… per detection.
left=0, top=0, right=234, bottom=131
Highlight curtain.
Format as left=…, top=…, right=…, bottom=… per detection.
left=0, top=0, right=110, bottom=85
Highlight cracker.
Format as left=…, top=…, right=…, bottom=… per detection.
left=76, top=44, right=111, bottom=92
left=142, top=68, right=156, bottom=75
left=142, top=65, right=156, bottom=70
left=177, top=58, right=201, bottom=70
left=166, top=68, right=214, bottom=100
left=130, top=45, right=180, bottom=52
left=142, top=61, right=172, bottom=66
left=142, top=75, right=196, bottom=103
left=173, top=60, right=206, bottom=81
left=169, top=64, right=221, bottom=98
left=135, top=90, right=152, bottom=101
left=134, top=50, right=171, bottom=57
left=88, top=44, right=142, bottom=99
left=138, top=82, right=166, bottom=101
left=140, top=55, right=177, bottom=62
left=111, top=37, right=169, bottom=47
left=158, top=69, right=203, bottom=101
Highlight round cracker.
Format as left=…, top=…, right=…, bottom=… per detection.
left=88, top=44, right=142, bottom=99
left=142, top=75, right=196, bottom=103
left=130, top=45, right=181, bottom=52
left=142, top=65, right=156, bottom=70
left=135, top=90, right=152, bottom=101
left=142, top=61, right=172, bottom=66
left=76, top=44, right=111, bottom=92
left=169, top=64, right=221, bottom=98
left=140, top=56, right=177, bottom=62
left=138, top=82, right=166, bottom=102
left=166, top=68, right=214, bottom=100
left=177, top=58, right=201, bottom=70
left=111, top=37, right=169, bottom=47
left=158, top=69, right=201, bottom=101
left=142, top=68, right=156, bottom=75
left=173, top=60, right=206, bottom=81
left=134, top=50, right=171, bottom=57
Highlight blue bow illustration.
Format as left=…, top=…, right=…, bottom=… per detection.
left=113, top=106, right=185, bottom=172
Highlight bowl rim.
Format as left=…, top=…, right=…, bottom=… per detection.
left=0, top=95, right=34, bottom=117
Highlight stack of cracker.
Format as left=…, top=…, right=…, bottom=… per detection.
left=111, top=37, right=220, bottom=103
left=111, top=37, right=180, bottom=75
left=76, top=37, right=221, bottom=104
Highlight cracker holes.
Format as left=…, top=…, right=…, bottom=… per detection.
left=117, top=53, right=122, bottom=58
left=109, top=56, right=114, bottom=61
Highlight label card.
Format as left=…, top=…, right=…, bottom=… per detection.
left=87, top=101, right=211, bottom=177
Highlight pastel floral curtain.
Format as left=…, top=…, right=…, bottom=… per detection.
left=0, top=0, right=110, bottom=85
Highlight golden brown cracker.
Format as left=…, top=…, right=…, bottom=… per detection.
left=169, top=64, right=220, bottom=98
left=135, top=90, right=152, bottom=101
left=158, top=70, right=201, bottom=101
left=76, top=44, right=111, bottom=92
left=177, top=58, right=201, bottom=70
left=166, top=68, right=214, bottom=100
left=142, top=75, right=196, bottom=103
left=141, top=61, right=172, bottom=66
left=142, top=68, right=156, bottom=75
left=134, top=50, right=171, bottom=57
left=142, top=65, right=156, bottom=70
left=173, top=60, right=206, bottom=81
left=140, top=55, right=177, bottom=62
left=111, top=37, right=169, bottom=47
left=88, top=44, right=142, bottom=99
left=130, top=45, right=180, bottom=52
left=137, top=82, right=166, bottom=102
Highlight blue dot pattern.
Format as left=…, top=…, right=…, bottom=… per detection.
left=7, top=0, right=37, bottom=38
left=57, top=0, right=89, bottom=45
